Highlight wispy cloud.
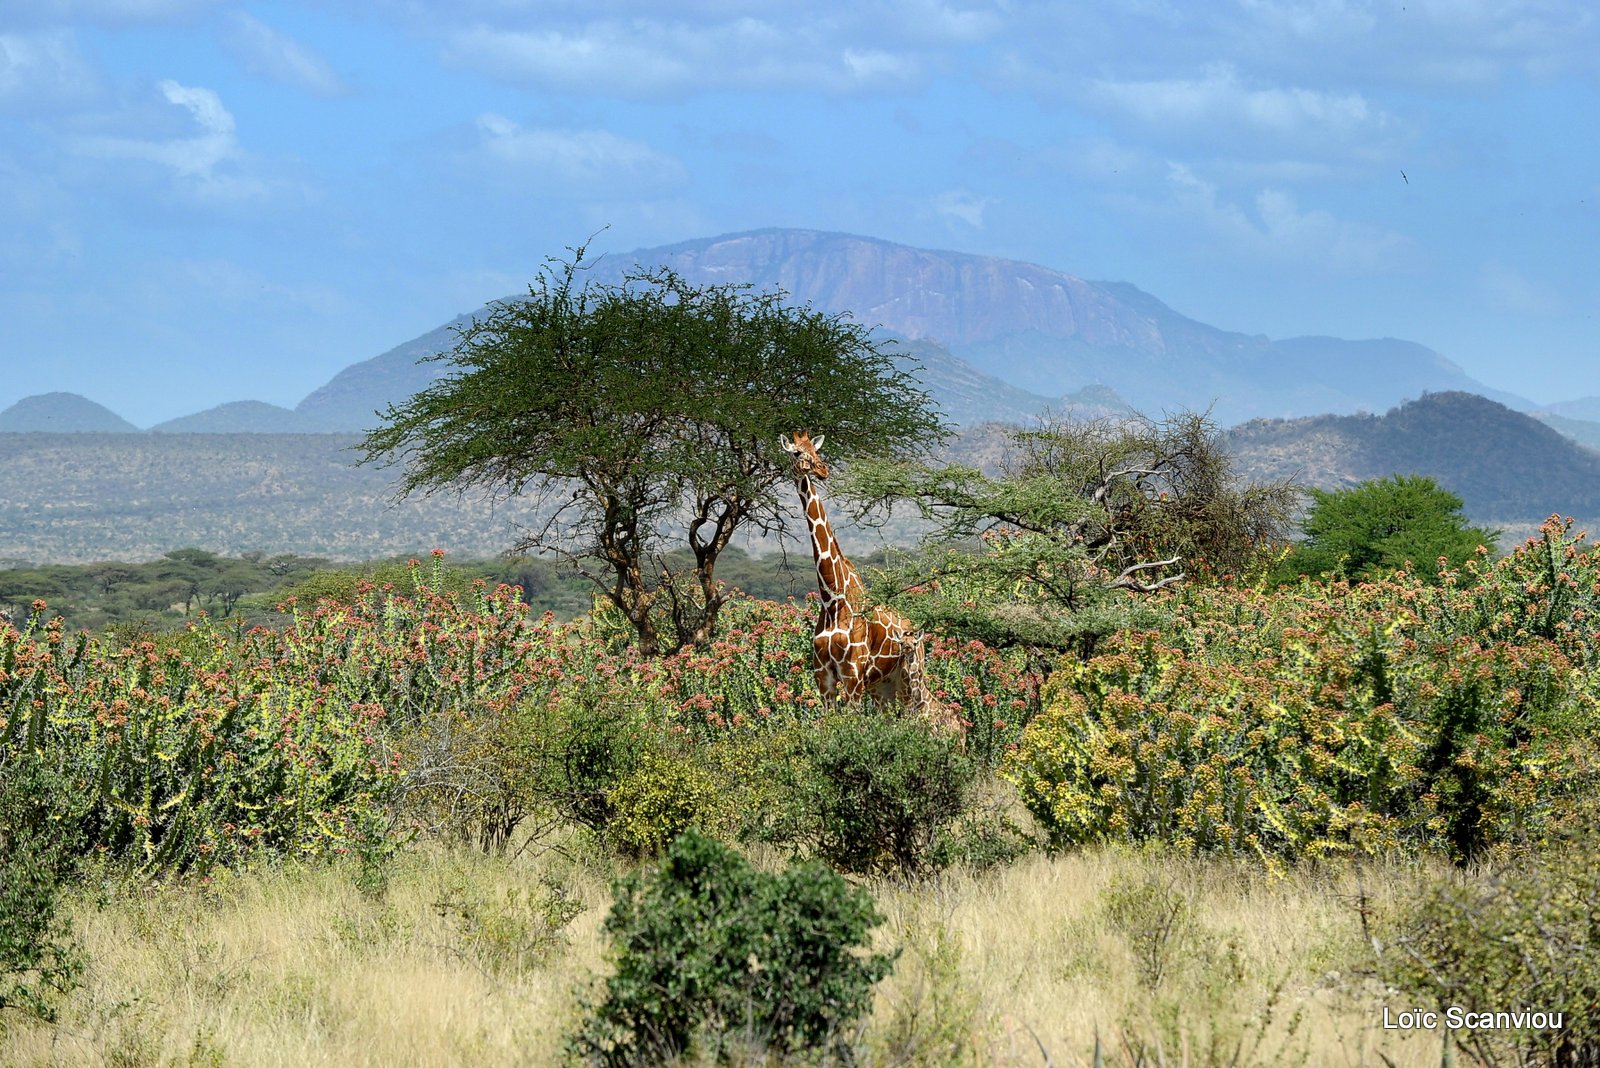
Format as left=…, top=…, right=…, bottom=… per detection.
left=0, top=30, right=99, bottom=113
left=220, top=12, right=347, bottom=98
left=446, top=17, right=928, bottom=96
left=471, top=113, right=687, bottom=191
left=928, top=188, right=991, bottom=228
left=1093, top=64, right=1392, bottom=149
left=1167, top=163, right=1411, bottom=273
left=72, top=80, right=268, bottom=199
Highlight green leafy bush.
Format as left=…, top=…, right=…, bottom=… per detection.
left=570, top=831, right=896, bottom=1065
left=0, top=753, right=84, bottom=1024
left=784, top=710, right=976, bottom=878
left=604, top=750, right=724, bottom=858
left=1274, top=474, right=1497, bottom=585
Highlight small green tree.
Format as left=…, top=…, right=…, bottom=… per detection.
left=845, top=411, right=1297, bottom=661
left=570, top=831, right=895, bottom=1065
left=1278, top=474, right=1497, bottom=584
left=361, top=245, right=944, bottom=655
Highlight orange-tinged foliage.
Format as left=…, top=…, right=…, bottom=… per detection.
left=1008, top=517, right=1600, bottom=863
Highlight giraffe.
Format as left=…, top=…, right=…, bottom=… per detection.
left=780, top=431, right=960, bottom=733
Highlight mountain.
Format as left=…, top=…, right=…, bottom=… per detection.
left=295, top=316, right=472, bottom=432
left=1541, top=396, right=1600, bottom=422
left=578, top=230, right=1530, bottom=423
left=282, top=228, right=1526, bottom=433
left=0, top=393, right=140, bottom=433
left=1227, top=391, right=1600, bottom=526
left=151, top=401, right=311, bottom=433
left=1530, top=411, right=1600, bottom=451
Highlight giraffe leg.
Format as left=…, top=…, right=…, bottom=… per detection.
left=814, top=662, right=838, bottom=703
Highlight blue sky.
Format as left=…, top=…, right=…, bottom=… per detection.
left=2, top=0, right=1596, bottom=427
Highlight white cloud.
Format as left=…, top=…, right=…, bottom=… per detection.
left=220, top=12, right=347, bottom=98
left=72, top=80, right=267, bottom=199
left=472, top=113, right=686, bottom=190
left=928, top=188, right=990, bottom=228
left=443, top=13, right=928, bottom=96
left=1167, top=163, right=1411, bottom=272
left=1094, top=63, right=1388, bottom=144
left=0, top=30, right=99, bottom=113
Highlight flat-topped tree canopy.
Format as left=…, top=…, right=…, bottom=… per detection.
left=360, top=243, right=946, bottom=655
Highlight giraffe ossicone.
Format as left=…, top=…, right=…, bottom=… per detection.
left=781, top=431, right=961, bottom=734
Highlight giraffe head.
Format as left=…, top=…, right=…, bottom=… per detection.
left=779, top=431, right=829, bottom=480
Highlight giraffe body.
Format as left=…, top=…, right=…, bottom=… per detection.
left=782, top=432, right=953, bottom=731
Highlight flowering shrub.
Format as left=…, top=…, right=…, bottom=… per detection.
left=1, top=550, right=1042, bottom=873
left=1007, top=518, right=1600, bottom=863
left=1, top=604, right=402, bottom=872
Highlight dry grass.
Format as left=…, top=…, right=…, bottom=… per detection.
left=2, top=842, right=1451, bottom=1067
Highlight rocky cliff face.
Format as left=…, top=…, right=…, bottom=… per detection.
left=591, top=229, right=1513, bottom=422
left=623, top=228, right=1213, bottom=355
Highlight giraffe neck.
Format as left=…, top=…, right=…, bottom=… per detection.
left=798, top=475, right=862, bottom=607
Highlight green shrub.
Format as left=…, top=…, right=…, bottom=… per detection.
left=569, top=831, right=896, bottom=1065
left=525, top=698, right=650, bottom=839
left=0, top=753, right=84, bottom=1024
left=604, top=751, right=724, bottom=858
left=1369, top=825, right=1600, bottom=1067
left=785, top=711, right=977, bottom=878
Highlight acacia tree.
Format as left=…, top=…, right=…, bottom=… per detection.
left=1277, top=474, right=1498, bottom=585
left=359, top=247, right=945, bottom=655
left=842, top=411, right=1297, bottom=661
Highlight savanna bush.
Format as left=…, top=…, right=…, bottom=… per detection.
left=778, top=709, right=977, bottom=878
left=569, top=831, right=896, bottom=1066
left=0, top=752, right=84, bottom=1023
left=603, top=750, right=725, bottom=858
left=1370, top=820, right=1600, bottom=1067
left=2, top=542, right=1043, bottom=874
left=1007, top=518, right=1600, bottom=863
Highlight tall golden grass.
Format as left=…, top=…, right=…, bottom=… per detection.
left=3, top=841, right=1449, bottom=1067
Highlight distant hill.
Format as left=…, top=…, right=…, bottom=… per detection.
left=1542, top=396, right=1600, bottom=422
left=0, top=393, right=139, bottom=433
left=151, top=401, right=311, bottom=433
left=6, top=391, right=1594, bottom=565
left=1227, top=392, right=1600, bottom=527
left=1531, top=411, right=1600, bottom=451
left=0, top=433, right=914, bottom=564
left=0, top=433, right=545, bottom=563
left=295, top=315, right=472, bottom=432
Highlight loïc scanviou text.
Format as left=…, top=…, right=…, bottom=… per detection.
left=1383, top=1007, right=1565, bottom=1031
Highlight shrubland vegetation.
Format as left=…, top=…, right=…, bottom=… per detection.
left=0, top=543, right=824, bottom=635
left=2, top=257, right=1596, bottom=1064
left=1271, top=474, right=1498, bottom=586
left=3, top=508, right=1597, bottom=1063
